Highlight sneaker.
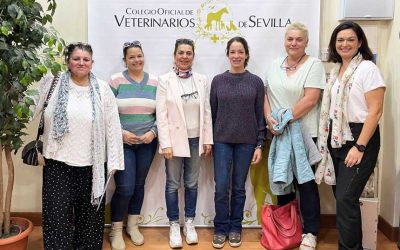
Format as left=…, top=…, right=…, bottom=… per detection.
left=299, top=233, right=317, bottom=250
left=183, top=217, right=198, bottom=244
left=212, top=234, right=226, bottom=249
left=228, top=232, right=242, bottom=247
left=169, top=221, right=182, bottom=249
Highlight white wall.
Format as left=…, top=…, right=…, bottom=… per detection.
left=2, top=0, right=399, bottom=228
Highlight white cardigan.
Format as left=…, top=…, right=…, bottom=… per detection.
left=33, top=73, right=124, bottom=201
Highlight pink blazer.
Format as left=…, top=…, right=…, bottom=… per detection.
left=156, top=71, right=213, bottom=157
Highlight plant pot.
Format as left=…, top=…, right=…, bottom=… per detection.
left=0, top=217, right=34, bottom=250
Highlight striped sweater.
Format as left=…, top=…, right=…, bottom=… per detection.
left=109, top=70, right=158, bottom=136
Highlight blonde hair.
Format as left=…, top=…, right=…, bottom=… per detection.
left=285, top=22, right=309, bottom=41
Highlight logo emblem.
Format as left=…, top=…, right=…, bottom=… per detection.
left=196, top=0, right=242, bottom=43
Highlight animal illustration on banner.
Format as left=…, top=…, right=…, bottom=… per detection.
left=196, top=0, right=241, bottom=43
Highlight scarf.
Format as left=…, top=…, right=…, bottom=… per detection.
left=315, top=53, right=363, bottom=185
left=52, top=71, right=106, bottom=205
left=173, top=64, right=192, bottom=78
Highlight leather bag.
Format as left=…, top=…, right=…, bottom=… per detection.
left=21, top=73, right=59, bottom=166
left=260, top=199, right=302, bottom=250
left=21, top=140, right=44, bottom=166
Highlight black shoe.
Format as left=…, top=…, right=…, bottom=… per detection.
left=212, top=234, right=226, bottom=249
left=228, top=232, right=241, bottom=247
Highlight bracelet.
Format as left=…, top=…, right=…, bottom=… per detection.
left=255, top=145, right=263, bottom=150
left=150, top=130, right=157, bottom=138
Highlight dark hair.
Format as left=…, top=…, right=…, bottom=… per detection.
left=64, top=42, right=93, bottom=63
left=122, top=41, right=143, bottom=60
left=174, top=38, right=194, bottom=55
left=328, top=21, right=373, bottom=63
left=226, top=36, right=249, bottom=67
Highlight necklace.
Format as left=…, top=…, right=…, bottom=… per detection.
left=177, top=76, right=198, bottom=102
left=280, top=53, right=306, bottom=71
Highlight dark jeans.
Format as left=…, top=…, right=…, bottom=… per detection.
left=328, top=123, right=380, bottom=250
left=213, top=142, right=255, bottom=235
left=277, top=138, right=321, bottom=236
left=111, top=140, right=157, bottom=221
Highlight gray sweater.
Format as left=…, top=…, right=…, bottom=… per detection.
left=210, top=70, right=265, bottom=147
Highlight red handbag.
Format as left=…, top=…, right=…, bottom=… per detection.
left=260, top=199, right=302, bottom=250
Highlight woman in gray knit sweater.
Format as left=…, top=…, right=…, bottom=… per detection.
left=210, top=36, right=265, bottom=249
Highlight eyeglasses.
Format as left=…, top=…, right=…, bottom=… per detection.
left=123, top=41, right=142, bottom=49
left=180, top=91, right=198, bottom=102
left=176, top=38, right=194, bottom=45
left=65, top=42, right=93, bottom=59
left=280, top=54, right=306, bottom=71
left=67, top=42, right=92, bottom=50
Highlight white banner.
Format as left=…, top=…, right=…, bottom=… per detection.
left=89, top=0, right=320, bottom=226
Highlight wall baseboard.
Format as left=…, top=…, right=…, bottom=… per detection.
left=10, top=212, right=399, bottom=242
left=378, top=215, right=399, bottom=242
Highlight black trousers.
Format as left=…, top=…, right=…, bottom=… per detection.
left=42, top=159, right=105, bottom=250
left=328, top=123, right=380, bottom=250
left=277, top=170, right=321, bottom=235
left=277, top=137, right=321, bottom=236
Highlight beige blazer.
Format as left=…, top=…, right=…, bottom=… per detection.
left=156, top=70, right=213, bottom=157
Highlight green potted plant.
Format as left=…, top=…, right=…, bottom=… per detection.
left=0, top=0, right=64, bottom=248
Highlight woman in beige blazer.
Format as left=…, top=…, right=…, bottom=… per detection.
left=156, top=38, right=213, bottom=249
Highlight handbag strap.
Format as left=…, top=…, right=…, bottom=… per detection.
left=36, top=73, right=60, bottom=140
left=268, top=201, right=299, bottom=238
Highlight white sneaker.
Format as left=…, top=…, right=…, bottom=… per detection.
left=169, top=221, right=182, bottom=249
left=299, top=233, right=317, bottom=250
left=183, top=217, right=198, bottom=244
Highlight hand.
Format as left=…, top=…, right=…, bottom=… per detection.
left=138, top=131, right=155, bottom=144
left=266, top=115, right=279, bottom=135
left=203, top=144, right=212, bottom=156
left=109, top=169, right=117, bottom=176
left=123, top=130, right=140, bottom=145
left=162, top=147, right=173, bottom=160
left=251, top=148, right=262, bottom=165
left=344, top=147, right=364, bottom=168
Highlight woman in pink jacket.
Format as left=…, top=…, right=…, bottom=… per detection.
left=156, top=38, right=213, bottom=249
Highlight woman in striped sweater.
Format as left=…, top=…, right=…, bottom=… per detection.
left=108, top=41, right=158, bottom=250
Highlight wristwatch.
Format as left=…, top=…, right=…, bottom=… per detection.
left=354, top=142, right=366, bottom=152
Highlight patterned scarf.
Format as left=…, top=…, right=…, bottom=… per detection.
left=315, top=53, right=363, bottom=185
left=52, top=71, right=106, bottom=205
left=173, top=64, right=192, bottom=78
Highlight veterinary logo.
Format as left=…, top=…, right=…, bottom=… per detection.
left=196, top=0, right=241, bottom=43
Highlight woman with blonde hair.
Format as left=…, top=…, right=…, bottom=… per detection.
left=264, top=22, right=326, bottom=250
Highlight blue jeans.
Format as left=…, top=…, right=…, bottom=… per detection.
left=111, top=140, right=157, bottom=221
left=213, top=142, right=255, bottom=235
left=165, top=137, right=201, bottom=222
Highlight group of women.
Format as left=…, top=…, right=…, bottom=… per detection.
left=34, top=20, right=385, bottom=250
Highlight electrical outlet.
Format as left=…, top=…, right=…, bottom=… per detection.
left=320, top=48, right=329, bottom=62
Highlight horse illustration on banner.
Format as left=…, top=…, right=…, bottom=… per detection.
left=204, top=7, right=228, bottom=30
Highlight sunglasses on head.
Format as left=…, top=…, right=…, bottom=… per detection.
left=176, top=38, right=194, bottom=45
left=123, top=41, right=142, bottom=48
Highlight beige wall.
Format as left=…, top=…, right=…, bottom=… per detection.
left=2, top=0, right=399, bottom=227
left=378, top=2, right=400, bottom=226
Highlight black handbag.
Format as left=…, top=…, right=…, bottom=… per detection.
left=21, top=73, right=60, bottom=166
